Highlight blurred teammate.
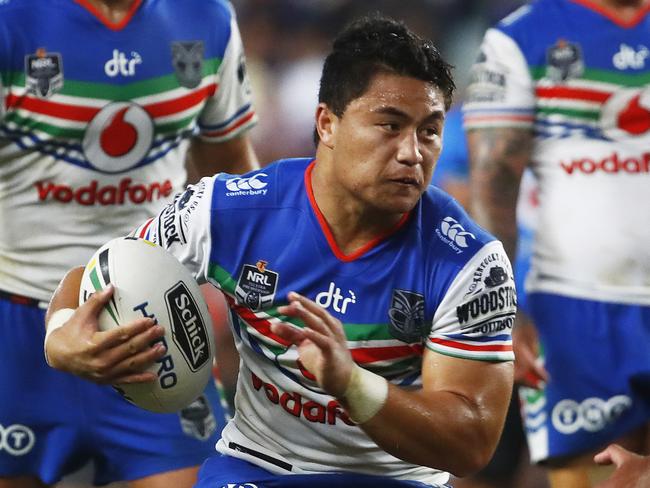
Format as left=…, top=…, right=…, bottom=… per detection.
left=465, top=0, right=650, bottom=486
left=0, top=0, right=257, bottom=487
left=45, top=15, right=516, bottom=488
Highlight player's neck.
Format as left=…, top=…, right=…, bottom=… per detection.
left=81, top=0, right=136, bottom=24
left=309, top=164, right=405, bottom=256
left=592, top=0, right=650, bottom=20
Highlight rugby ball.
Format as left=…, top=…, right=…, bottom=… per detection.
left=79, top=236, right=215, bottom=413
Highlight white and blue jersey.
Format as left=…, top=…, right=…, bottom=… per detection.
left=134, top=158, right=516, bottom=486
left=464, top=0, right=650, bottom=462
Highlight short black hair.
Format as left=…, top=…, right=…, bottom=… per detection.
left=314, top=14, right=455, bottom=145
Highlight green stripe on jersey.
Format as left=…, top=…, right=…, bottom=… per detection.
left=530, top=66, right=650, bottom=86
left=4, top=58, right=221, bottom=100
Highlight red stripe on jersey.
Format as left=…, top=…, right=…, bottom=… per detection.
left=429, top=337, right=512, bottom=352
left=145, top=84, right=217, bottom=118
left=351, top=344, right=423, bottom=364
left=225, top=296, right=292, bottom=347
left=6, top=94, right=99, bottom=122
left=202, top=111, right=256, bottom=138
left=536, top=86, right=610, bottom=103
left=138, top=218, right=154, bottom=239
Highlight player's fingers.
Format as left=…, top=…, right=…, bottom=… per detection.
left=594, top=446, right=615, bottom=466
left=104, top=324, right=166, bottom=364
left=286, top=293, right=347, bottom=341
left=95, top=318, right=160, bottom=351
left=270, top=321, right=306, bottom=345
left=83, top=285, right=115, bottom=314
left=113, top=372, right=158, bottom=384
left=282, top=299, right=332, bottom=338
left=106, top=342, right=166, bottom=383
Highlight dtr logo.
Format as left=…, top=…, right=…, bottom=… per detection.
left=104, top=49, right=142, bottom=77
left=436, top=217, right=475, bottom=254
left=0, top=424, right=35, bottom=456
left=613, top=44, right=649, bottom=70
left=225, top=173, right=268, bottom=197
left=316, top=282, right=356, bottom=314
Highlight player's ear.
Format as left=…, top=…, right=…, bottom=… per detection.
left=315, top=103, right=337, bottom=149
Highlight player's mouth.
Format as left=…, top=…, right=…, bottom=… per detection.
left=389, top=177, right=420, bottom=188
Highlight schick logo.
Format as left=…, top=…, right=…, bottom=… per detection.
left=315, top=282, right=356, bottom=314
left=613, top=44, right=649, bottom=70
left=104, top=49, right=142, bottom=77
left=165, top=282, right=210, bottom=371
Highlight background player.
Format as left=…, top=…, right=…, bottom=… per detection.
left=464, top=0, right=650, bottom=486
left=0, top=0, right=257, bottom=487
left=45, top=15, right=516, bottom=488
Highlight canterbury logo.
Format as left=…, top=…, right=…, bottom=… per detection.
left=439, top=217, right=475, bottom=249
left=225, top=173, right=268, bottom=192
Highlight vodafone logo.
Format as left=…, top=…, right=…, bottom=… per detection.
left=83, top=102, right=154, bottom=173
left=601, top=87, right=650, bottom=143
left=35, top=178, right=173, bottom=205
left=0, top=424, right=35, bottom=456
left=560, top=152, right=650, bottom=175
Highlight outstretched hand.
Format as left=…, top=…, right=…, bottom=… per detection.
left=45, top=286, right=167, bottom=385
left=271, top=292, right=354, bottom=398
left=594, top=444, right=650, bottom=488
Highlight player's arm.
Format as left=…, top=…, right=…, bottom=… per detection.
left=45, top=177, right=217, bottom=383
left=272, top=293, right=513, bottom=477
left=44, top=267, right=165, bottom=384
left=466, top=127, right=531, bottom=258
left=186, top=133, right=258, bottom=184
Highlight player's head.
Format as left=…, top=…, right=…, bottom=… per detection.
left=314, top=14, right=455, bottom=146
left=313, top=15, right=455, bottom=216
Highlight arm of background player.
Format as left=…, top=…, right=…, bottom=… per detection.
left=273, top=294, right=513, bottom=477
left=44, top=267, right=165, bottom=384
left=466, top=127, right=531, bottom=259
left=466, top=128, right=548, bottom=388
left=185, top=133, right=259, bottom=184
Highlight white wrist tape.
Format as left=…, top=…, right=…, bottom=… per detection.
left=44, top=308, right=75, bottom=366
left=343, top=365, right=389, bottom=424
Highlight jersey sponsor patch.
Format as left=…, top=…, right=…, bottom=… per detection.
left=25, top=48, right=63, bottom=98
left=235, top=261, right=278, bottom=311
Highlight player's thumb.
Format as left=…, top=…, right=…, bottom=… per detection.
left=594, top=444, right=622, bottom=466
left=85, top=285, right=114, bottom=314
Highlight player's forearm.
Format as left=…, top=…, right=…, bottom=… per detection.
left=466, top=128, right=532, bottom=259
left=352, top=367, right=513, bottom=476
left=45, top=266, right=84, bottom=326
left=188, top=134, right=259, bottom=183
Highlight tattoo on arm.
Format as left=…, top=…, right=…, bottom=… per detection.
left=467, top=128, right=533, bottom=259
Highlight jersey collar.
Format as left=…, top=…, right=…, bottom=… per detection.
left=570, top=0, right=650, bottom=28
left=304, top=160, right=411, bottom=263
left=74, top=0, right=143, bottom=31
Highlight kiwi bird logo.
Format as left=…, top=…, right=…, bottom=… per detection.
left=82, top=102, right=154, bottom=173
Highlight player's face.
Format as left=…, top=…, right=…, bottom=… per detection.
left=326, top=72, right=445, bottom=215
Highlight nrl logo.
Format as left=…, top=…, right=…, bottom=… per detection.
left=171, top=41, right=204, bottom=89
left=25, top=48, right=63, bottom=98
left=235, top=260, right=279, bottom=311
